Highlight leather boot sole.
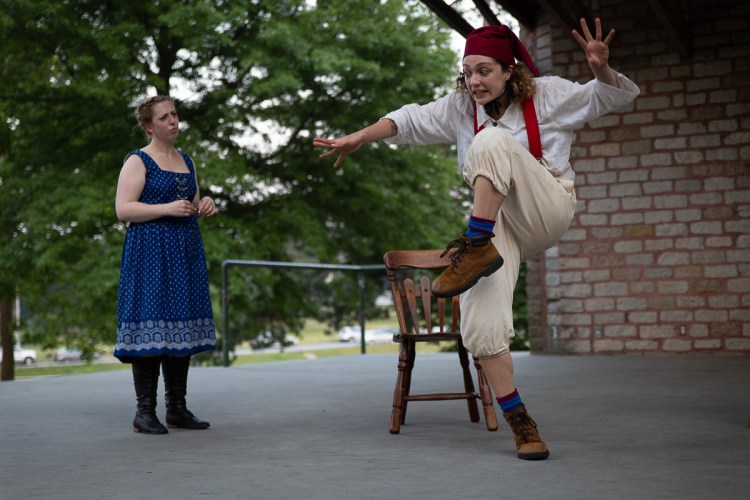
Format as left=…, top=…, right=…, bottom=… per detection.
left=132, top=426, right=168, bottom=435
left=518, top=449, right=550, bottom=460
left=167, top=422, right=210, bottom=430
left=432, top=256, right=504, bottom=298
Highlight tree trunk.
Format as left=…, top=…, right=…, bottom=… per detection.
left=1, top=295, right=14, bottom=381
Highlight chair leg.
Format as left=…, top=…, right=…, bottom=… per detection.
left=474, top=356, right=499, bottom=431
left=457, top=342, right=481, bottom=423
left=401, top=340, right=416, bottom=425
left=390, top=341, right=410, bottom=434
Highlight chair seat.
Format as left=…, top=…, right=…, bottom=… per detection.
left=384, top=249, right=499, bottom=434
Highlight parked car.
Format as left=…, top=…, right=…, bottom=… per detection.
left=250, top=332, right=299, bottom=350
left=364, top=327, right=398, bottom=345
left=0, top=345, right=37, bottom=365
left=54, top=348, right=100, bottom=363
left=337, top=326, right=359, bottom=343
left=55, top=348, right=82, bottom=362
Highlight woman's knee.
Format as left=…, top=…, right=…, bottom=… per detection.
left=463, top=129, right=517, bottom=193
left=462, top=330, right=511, bottom=359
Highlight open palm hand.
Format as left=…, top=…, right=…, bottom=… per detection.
left=571, top=18, right=614, bottom=71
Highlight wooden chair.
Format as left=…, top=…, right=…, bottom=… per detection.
left=383, top=249, right=498, bottom=434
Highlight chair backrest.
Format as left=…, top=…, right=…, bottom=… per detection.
left=383, top=250, right=460, bottom=336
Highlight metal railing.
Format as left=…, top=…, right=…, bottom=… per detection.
left=220, top=259, right=385, bottom=367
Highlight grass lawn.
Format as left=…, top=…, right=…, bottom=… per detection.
left=9, top=317, right=452, bottom=379
left=288, top=317, right=399, bottom=345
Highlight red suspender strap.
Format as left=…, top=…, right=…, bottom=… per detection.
left=473, top=100, right=483, bottom=135
left=473, top=99, right=542, bottom=161
left=522, top=98, right=542, bottom=161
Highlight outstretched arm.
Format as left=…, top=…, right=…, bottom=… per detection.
left=571, top=18, right=619, bottom=88
left=313, top=118, right=397, bottom=169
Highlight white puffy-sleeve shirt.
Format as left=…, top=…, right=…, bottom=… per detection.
left=383, top=72, right=639, bottom=182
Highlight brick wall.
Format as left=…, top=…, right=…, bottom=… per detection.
left=522, top=0, right=750, bottom=354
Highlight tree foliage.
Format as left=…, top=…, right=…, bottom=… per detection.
left=0, top=0, right=466, bottom=360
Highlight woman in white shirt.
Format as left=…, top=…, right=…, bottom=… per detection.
left=314, top=18, right=639, bottom=460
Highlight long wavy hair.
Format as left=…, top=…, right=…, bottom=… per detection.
left=455, top=61, right=536, bottom=104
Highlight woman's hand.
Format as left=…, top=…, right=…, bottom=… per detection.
left=196, top=196, right=216, bottom=218
left=166, top=199, right=197, bottom=218
left=313, top=132, right=366, bottom=169
left=313, top=120, right=397, bottom=168
left=571, top=18, right=618, bottom=86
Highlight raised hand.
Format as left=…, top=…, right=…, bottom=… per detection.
left=571, top=18, right=614, bottom=70
left=571, top=18, right=618, bottom=86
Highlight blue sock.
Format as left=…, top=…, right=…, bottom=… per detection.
left=465, top=216, right=495, bottom=237
left=497, top=389, right=523, bottom=413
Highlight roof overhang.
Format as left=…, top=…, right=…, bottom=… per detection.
left=421, top=0, right=690, bottom=56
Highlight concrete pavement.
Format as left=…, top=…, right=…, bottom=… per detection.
left=1, top=352, right=748, bottom=499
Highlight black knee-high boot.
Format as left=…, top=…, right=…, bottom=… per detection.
left=162, top=356, right=210, bottom=429
left=132, top=357, right=168, bottom=434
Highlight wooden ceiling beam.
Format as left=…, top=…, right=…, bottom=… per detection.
left=420, top=0, right=475, bottom=38
left=489, top=0, right=539, bottom=30
left=472, top=0, right=503, bottom=26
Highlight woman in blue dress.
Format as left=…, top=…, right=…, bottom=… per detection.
left=115, top=95, right=217, bottom=434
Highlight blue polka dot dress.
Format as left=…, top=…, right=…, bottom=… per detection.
left=114, top=150, right=216, bottom=361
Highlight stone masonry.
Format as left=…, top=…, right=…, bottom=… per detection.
left=521, top=0, right=749, bottom=354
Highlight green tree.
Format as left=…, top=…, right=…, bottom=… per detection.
left=0, top=0, right=464, bottom=368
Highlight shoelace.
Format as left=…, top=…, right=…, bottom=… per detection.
left=440, top=238, right=469, bottom=268
left=507, top=412, right=538, bottom=441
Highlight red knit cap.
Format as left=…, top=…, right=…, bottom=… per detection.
left=463, top=25, right=540, bottom=77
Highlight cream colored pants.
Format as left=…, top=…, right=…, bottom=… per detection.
left=459, top=128, right=577, bottom=359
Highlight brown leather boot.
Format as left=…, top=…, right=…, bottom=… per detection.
left=503, top=404, right=550, bottom=460
left=431, top=234, right=504, bottom=298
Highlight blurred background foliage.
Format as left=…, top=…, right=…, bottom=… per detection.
left=0, top=0, right=526, bottom=364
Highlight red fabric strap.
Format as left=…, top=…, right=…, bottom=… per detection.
left=473, top=100, right=482, bottom=135
left=522, top=98, right=542, bottom=160
left=473, top=99, right=542, bottom=161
